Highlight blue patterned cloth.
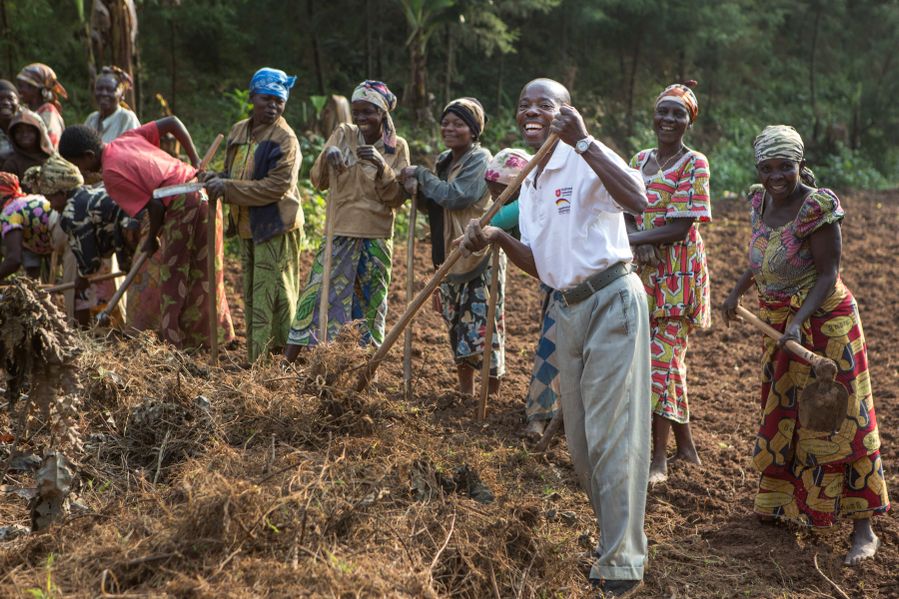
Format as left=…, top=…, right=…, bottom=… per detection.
left=525, top=285, right=560, bottom=422
left=249, top=68, right=297, bottom=101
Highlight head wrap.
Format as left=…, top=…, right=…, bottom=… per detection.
left=0, top=79, right=16, bottom=96
left=485, top=148, right=533, bottom=186
left=351, top=80, right=398, bottom=155
left=249, top=67, right=297, bottom=102
left=9, top=108, right=55, bottom=157
left=23, top=155, right=84, bottom=196
left=16, top=63, right=68, bottom=110
left=0, top=172, right=25, bottom=203
left=753, top=125, right=817, bottom=186
left=98, top=65, right=134, bottom=108
left=442, top=97, right=486, bottom=139
left=655, top=81, right=699, bottom=122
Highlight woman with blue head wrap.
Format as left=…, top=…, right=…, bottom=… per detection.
left=204, top=67, right=305, bottom=363
left=249, top=68, right=297, bottom=102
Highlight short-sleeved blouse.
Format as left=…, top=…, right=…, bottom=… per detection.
left=0, top=195, right=55, bottom=254
left=630, top=149, right=712, bottom=326
left=748, top=185, right=844, bottom=303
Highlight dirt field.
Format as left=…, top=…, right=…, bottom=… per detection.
left=0, top=190, right=896, bottom=598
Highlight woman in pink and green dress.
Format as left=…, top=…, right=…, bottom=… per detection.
left=627, top=82, right=711, bottom=485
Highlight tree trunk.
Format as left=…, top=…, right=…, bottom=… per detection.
left=625, top=32, right=642, bottom=139
left=809, top=3, right=821, bottom=144
left=0, top=0, right=13, bottom=79
left=169, top=15, right=176, bottom=113
left=307, top=0, right=325, bottom=94
left=409, top=28, right=433, bottom=127
left=366, top=0, right=373, bottom=79
left=443, top=24, right=454, bottom=106
left=496, top=53, right=504, bottom=114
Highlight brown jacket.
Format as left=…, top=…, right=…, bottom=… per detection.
left=311, top=123, right=409, bottom=239
left=222, top=116, right=303, bottom=243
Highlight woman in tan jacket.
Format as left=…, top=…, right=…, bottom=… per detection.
left=284, top=80, right=408, bottom=361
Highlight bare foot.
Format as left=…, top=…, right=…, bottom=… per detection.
left=648, top=455, right=668, bottom=486
left=671, top=448, right=702, bottom=465
left=844, top=522, right=880, bottom=565
left=525, top=419, right=546, bottom=441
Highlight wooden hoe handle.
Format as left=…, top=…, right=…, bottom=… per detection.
left=735, top=305, right=835, bottom=372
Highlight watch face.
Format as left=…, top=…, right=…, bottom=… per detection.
left=576, top=138, right=590, bottom=153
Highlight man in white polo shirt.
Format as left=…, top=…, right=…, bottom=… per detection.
left=462, top=78, right=650, bottom=598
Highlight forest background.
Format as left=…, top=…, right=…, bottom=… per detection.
left=1, top=0, right=896, bottom=212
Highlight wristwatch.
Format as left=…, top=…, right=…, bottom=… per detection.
left=574, top=135, right=595, bottom=155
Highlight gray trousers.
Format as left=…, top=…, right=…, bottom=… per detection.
left=550, top=271, right=651, bottom=581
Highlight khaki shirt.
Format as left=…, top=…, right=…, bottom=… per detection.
left=311, top=123, right=409, bottom=239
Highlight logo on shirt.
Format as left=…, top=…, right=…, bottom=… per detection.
left=554, top=187, right=572, bottom=214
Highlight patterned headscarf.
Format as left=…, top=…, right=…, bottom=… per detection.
left=16, top=63, right=68, bottom=110
left=655, top=81, right=699, bottom=122
left=753, top=125, right=817, bottom=186
left=442, top=97, right=486, bottom=139
left=249, top=67, right=297, bottom=102
left=98, top=65, right=134, bottom=108
left=0, top=172, right=25, bottom=203
left=485, top=148, right=533, bottom=186
left=23, top=154, right=85, bottom=196
left=351, top=80, right=398, bottom=154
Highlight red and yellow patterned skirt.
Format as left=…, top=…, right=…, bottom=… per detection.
left=752, top=281, right=890, bottom=526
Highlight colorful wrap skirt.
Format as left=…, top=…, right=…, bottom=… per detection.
left=650, top=318, right=693, bottom=424
left=752, top=281, right=890, bottom=526
left=288, top=236, right=392, bottom=347
left=157, top=191, right=235, bottom=349
left=239, top=229, right=303, bottom=362
left=437, top=251, right=505, bottom=377
left=525, top=285, right=560, bottom=422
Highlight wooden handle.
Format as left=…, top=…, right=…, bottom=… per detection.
left=207, top=197, right=219, bottom=363
left=735, top=305, right=834, bottom=370
left=477, top=247, right=501, bottom=420
left=318, top=165, right=338, bottom=343
left=356, top=134, right=559, bottom=392
left=44, top=270, right=126, bottom=293
left=535, top=409, right=563, bottom=453
left=199, top=133, right=224, bottom=171
left=403, top=193, right=418, bottom=401
left=96, top=252, right=149, bottom=323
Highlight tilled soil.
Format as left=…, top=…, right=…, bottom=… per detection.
left=0, top=190, right=896, bottom=598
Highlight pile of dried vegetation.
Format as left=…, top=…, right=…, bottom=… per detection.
left=0, top=324, right=585, bottom=597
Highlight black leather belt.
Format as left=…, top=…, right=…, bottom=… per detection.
left=559, top=262, right=630, bottom=306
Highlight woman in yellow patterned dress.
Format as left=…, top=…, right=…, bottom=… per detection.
left=627, top=82, right=711, bottom=485
left=723, top=125, right=889, bottom=565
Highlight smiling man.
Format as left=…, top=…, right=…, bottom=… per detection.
left=461, top=78, right=650, bottom=598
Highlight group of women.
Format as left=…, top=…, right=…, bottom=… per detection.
left=0, top=62, right=888, bottom=566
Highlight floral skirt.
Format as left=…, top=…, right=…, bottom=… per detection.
left=288, top=236, right=392, bottom=347
left=437, top=252, right=505, bottom=377
left=157, top=192, right=234, bottom=349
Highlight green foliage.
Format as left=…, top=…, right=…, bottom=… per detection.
left=309, top=95, right=328, bottom=120
left=2, top=0, right=895, bottom=193
left=224, top=88, right=253, bottom=125
left=26, top=554, right=58, bottom=599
